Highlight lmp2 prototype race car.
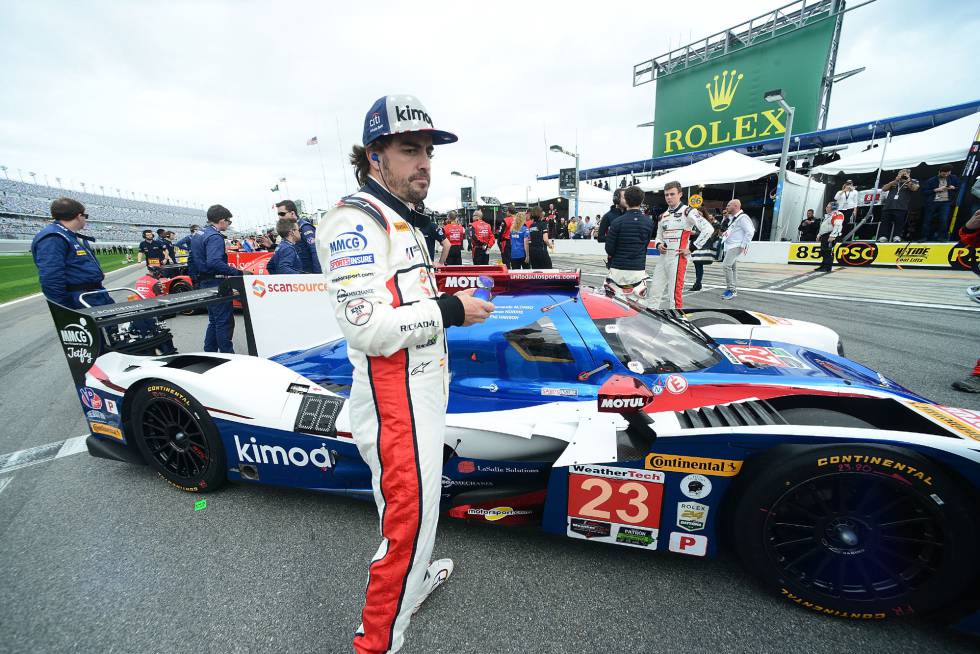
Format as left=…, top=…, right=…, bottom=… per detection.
left=49, top=265, right=980, bottom=634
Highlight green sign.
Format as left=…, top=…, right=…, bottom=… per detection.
left=653, top=18, right=835, bottom=157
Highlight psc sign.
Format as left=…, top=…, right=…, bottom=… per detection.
left=835, top=241, right=878, bottom=267
left=948, top=242, right=980, bottom=272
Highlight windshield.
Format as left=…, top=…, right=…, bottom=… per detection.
left=596, top=311, right=720, bottom=374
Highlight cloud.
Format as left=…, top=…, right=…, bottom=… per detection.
left=1, top=0, right=975, bottom=230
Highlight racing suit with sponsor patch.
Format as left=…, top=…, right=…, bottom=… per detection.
left=650, top=204, right=712, bottom=308
left=317, top=177, right=465, bottom=654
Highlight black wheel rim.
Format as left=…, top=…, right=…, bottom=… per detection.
left=764, top=472, right=944, bottom=604
left=140, top=398, right=210, bottom=481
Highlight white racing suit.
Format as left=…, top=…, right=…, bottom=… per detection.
left=605, top=268, right=650, bottom=303
left=318, top=177, right=465, bottom=654
left=649, top=204, right=712, bottom=308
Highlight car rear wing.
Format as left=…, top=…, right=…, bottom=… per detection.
left=48, top=279, right=249, bottom=386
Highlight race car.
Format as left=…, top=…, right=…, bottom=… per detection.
left=48, top=266, right=980, bottom=634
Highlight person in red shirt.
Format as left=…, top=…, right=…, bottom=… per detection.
left=496, top=209, right=514, bottom=267
left=953, top=210, right=980, bottom=393
left=468, top=210, right=495, bottom=265
left=438, top=211, right=466, bottom=265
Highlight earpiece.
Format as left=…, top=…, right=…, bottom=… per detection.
left=371, top=153, right=379, bottom=162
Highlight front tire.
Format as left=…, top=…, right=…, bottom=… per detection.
left=130, top=381, right=226, bottom=492
left=733, top=444, right=978, bottom=621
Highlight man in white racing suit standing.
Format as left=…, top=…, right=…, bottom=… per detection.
left=649, top=180, right=713, bottom=308
left=317, top=95, right=494, bottom=654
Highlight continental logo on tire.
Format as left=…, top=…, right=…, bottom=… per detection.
left=835, top=241, right=877, bottom=267
left=644, top=453, right=742, bottom=476
left=816, top=454, right=933, bottom=486
left=781, top=589, right=886, bottom=620
left=147, top=385, right=190, bottom=407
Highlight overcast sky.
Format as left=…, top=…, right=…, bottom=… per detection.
left=1, top=0, right=977, bottom=230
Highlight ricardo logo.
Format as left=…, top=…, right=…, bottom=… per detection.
left=835, top=241, right=877, bottom=266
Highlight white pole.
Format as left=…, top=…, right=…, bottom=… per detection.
left=316, top=139, right=331, bottom=206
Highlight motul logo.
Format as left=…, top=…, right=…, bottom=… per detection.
left=600, top=397, right=646, bottom=409
left=444, top=276, right=480, bottom=288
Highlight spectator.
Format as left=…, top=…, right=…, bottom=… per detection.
left=576, top=216, right=592, bottom=239
left=568, top=216, right=579, bottom=238
left=527, top=206, right=554, bottom=269
left=879, top=169, right=919, bottom=242
left=468, top=210, right=495, bottom=265
left=267, top=218, right=303, bottom=274
left=920, top=165, right=961, bottom=242
left=690, top=212, right=722, bottom=292
left=604, top=185, right=654, bottom=301
left=597, top=189, right=625, bottom=244
left=834, top=180, right=859, bottom=232
left=815, top=202, right=845, bottom=273
left=798, top=209, right=819, bottom=242
left=509, top=212, right=530, bottom=269
left=720, top=199, right=755, bottom=300
left=495, top=210, right=514, bottom=267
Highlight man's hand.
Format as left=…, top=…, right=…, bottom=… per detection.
left=455, top=288, right=494, bottom=326
left=678, top=247, right=690, bottom=256
left=657, top=243, right=667, bottom=254
left=741, top=246, right=749, bottom=255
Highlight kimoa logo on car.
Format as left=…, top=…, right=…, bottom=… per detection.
left=234, top=435, right=333, bottom=468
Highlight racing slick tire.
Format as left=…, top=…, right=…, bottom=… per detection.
left=732, top=443, right=978, bottom=621
left=168, top=279, right=198, bottom=316
left=130, top=381, right=226, bottom=493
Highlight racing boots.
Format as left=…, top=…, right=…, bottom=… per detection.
left=412, top=558, right=454, bottom=615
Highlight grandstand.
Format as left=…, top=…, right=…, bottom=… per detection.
left=0, top=178, right=204, bottom=245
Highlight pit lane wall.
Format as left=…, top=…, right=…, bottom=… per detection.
left=553, top=239, right=979, bottom=270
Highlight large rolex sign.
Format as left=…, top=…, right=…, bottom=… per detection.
left=653, top=20, right=836, bottom=157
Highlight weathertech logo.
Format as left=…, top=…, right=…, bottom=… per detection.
left=645, top=453, right=743, bottom=477
left=706, top=69, right=743, bottom=111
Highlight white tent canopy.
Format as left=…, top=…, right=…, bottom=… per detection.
left=639, top=150, right=778, bottom=191
left=811, top=111, right=980, bottom=175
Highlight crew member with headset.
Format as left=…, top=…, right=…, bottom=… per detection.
left=189, top=205, right=247, bottom=353
left=317, top=94, right=493, bottom=654
left=438, top=211, right=466, bottom=265
left=137, top=229, right=167, bottom=268
left=527, top=206, right=554, bottom=268
left=468, top=210, right=495, bottom=265
left=275, top=199, right=321, bottom=273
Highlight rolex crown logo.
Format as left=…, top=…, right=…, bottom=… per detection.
left=705, top=69, right=743, bottom=112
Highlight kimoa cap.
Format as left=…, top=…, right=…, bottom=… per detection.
left=362, top=95, right=458, bottom=147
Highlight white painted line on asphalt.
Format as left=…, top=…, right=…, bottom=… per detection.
left=0, top=434, right=88, bottom=475
left=0, top=476, right=13, bottom=495
left=696, top=284, right=980, bottom=313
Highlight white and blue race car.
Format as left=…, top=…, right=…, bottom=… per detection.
left=50, top=266, right=980, bottom=634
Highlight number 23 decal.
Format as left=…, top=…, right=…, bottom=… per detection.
left=568, top=473, right=663, bottom=530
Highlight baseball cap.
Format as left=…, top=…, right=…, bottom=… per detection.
left=362, top=95, right=458, bottom=147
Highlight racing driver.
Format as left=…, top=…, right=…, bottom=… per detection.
left=317, top=94, right=494, bottom=654
left=650, top=180, right=713, bottom=308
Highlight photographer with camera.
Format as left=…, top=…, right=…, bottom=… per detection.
left=878, top=169, right=919, bottom=242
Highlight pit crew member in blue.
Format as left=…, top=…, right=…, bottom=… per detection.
left=31, top=197, right=110, bottom=308
left=276, top=199, right=321, bottom=274
left=266, top=218, right=303, bottom=274
left=137, top=229, right=167, bottom=268
left=189, top=204, right=246, bottom=352
left=318, top=94, right=493, bottom=654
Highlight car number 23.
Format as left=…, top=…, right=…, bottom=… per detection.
left=567, top=473, right=663, bottom=530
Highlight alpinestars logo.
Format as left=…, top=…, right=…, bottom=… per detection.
left=234, top=435, right=333, bottom=468
left=395, top=105, right=433, bottom=127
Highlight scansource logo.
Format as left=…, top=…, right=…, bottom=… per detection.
left=252, top=280, right=328, bottom=297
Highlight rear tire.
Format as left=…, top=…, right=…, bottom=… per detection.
left=168, top=279, right=197, bottom=316
left=732, top=444, right=978, bottom=621
left=130, top=381, right=226, bottom=492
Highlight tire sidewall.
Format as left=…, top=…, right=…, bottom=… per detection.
left=131, top=381, right=226, bottom=492
left=734, top=443, right=978, bottom=620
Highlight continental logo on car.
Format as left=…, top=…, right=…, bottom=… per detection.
left=644, top=453, right=743, bottom=476
left=90, top=421, right=123, bottom=441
